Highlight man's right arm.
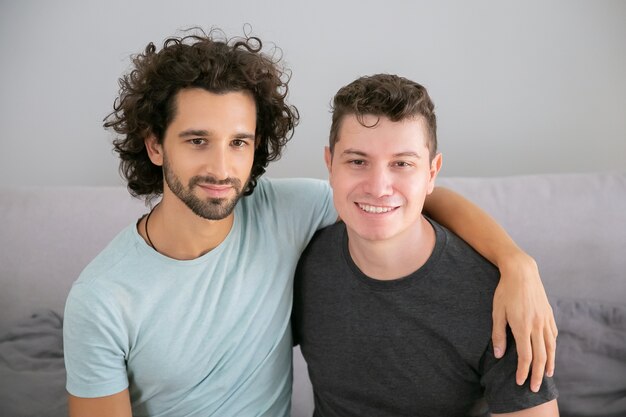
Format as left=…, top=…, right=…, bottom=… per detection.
left=65, top=281, right=131, bottom=415
left=69, top=390, right=132, bottom=417
left=491, top=399, right=559, bottom=416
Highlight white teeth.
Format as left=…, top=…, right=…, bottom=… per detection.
left=358, top=204, right=394, bottom=214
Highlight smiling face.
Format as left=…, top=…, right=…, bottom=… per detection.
left=146, top=88, right=257, bottom=220
left=326, top=114, right=442, bottom=244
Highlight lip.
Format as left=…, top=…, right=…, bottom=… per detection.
left=196, top=184, right=233, bottom=198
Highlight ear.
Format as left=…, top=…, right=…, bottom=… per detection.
left=145, top=134, right=164, bottom=167
left=426, top=152, right=443, bottom=195
left=324, top=146, right=332, bottom=173
left=324, top=146, right=335, bottom=187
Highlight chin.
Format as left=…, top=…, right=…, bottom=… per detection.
left=347, top=224, right=396, bottom=243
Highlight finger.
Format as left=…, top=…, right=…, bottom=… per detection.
left=513, top=329, right=532, bottom=386
left=550, top=317, right=558, bottom=340
left=544, top=325, right=557, bottom=377
left=492, top=309, right=508, bottom=359
left=529, top=329, right=547, bottom=392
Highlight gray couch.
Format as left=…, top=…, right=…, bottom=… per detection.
left=1, top=172, right=625, bottom=416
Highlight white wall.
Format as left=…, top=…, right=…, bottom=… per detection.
left=1, top=0, right=624, bottom=186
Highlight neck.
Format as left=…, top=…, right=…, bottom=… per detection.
left=347, top=216, right=436, bottom=281
left=138, top=192, right=235, bottom=260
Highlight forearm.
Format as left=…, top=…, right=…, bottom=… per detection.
left=423, top=186, right=526, bottom=268
left=492, top=399, right=559, bottom=416
left=68, top=390, right=132, bottom=417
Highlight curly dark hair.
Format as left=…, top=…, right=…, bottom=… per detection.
left=104, top=28, right=299, bottom=201
left=328, top=74, right=437, bottom=160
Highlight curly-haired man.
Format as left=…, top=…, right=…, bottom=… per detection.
left=63, top=30, right=556, bottom=416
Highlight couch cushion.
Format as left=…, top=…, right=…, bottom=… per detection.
left=0, top=310, right=67, bottom=417
left=553, top=298, right=626, bottom=417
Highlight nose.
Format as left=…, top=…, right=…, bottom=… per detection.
left=363, top=164, right=393, bottom=198
left=205, top=143, right=229, bottom=180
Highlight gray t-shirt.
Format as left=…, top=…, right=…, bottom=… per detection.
left=293, top=218, right=557, bottom=417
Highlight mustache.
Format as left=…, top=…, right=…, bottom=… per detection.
left=189, top=176, right=242, bottom=189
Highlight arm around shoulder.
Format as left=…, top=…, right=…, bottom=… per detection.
left=423, top=186, right=558, bottom=390
left=491, top=399, right=559, bottom=417
left=423, top=186, right=520, bottom=264
left=69, top=389, right=132, bottom=417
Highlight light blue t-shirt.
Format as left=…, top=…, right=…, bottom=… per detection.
left=63, top=178, right=336, bottom=417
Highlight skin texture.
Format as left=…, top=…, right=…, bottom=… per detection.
left=327, top=114, right=558, bottom=415
left=492, top=399, right=559, bottom=416
left=69, top=390, right=131, bottom=417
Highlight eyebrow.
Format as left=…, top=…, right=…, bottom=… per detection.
left=393, top=151, right=422, bottom=159
left=179, top=129, right=210, bottom=138
left=178, top=129, right=256, bottom=140
left=340, top=148, right=422, bottom=159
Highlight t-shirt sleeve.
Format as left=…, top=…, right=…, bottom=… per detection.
left=63, top=281, right=129, bottom=398
left=480, top=329, right=558, bottom=413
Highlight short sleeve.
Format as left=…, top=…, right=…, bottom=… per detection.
left=63, top=282, right=129, bottom=398
left=481, top=329, right=558, bottom=413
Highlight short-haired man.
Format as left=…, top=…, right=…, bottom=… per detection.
left=294, top=74, right=559, bottom=416
left=64, top=31, right=556, bottom=416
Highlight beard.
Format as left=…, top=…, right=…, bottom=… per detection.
left=163, top=157, right=249, bottom=221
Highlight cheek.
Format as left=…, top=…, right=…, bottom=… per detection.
left=426, top=180, right=436, bottom=195
left=235, top=150, right=255, bottom=171
left=400, top=176, right=429, bottom=199
left=330, top=175, right=357, bottom=199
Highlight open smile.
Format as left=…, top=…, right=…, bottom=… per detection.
left=356, top=203, right=399, bottom=214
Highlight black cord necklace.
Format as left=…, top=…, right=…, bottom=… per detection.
left=144, top=205, right=157, bottom=252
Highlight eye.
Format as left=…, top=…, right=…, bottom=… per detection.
left=393, top=161, right=413, bottom=168
left=348, top=159, right=366, bottom=166
left=231, top=139, right=249, bottom=148
left=189, top=138, right=206, bottom=146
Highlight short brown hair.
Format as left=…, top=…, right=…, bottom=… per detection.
left=329, top=74, right=437, bottom=160
left=104, top=28, right=298, bottom=201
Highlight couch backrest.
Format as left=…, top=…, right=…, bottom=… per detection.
left=0, top=186, right=147, bottom=333
left=437, top=172, right=626, bottom=306
left=1, top=173, right=625, bottom=333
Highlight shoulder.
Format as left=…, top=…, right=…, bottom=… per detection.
left=242, top=177, right=336, bottom=231
left=424, top=219, right=500, bottom=299
left=308, top=221, right=344, bottom=247
left=252, top=177, right=331, bottom=201
left=431, top=219, right=498, bottom=274
left=294, top=223, right=346, bottom=297
left=299, top=222, right=344, bottom=263
left=74, top=223, right=141, bottom=288
left=64, top=225, right=141, bottom=333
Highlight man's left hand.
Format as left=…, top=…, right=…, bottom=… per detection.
left=492, top=252, right=558, bottom=392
